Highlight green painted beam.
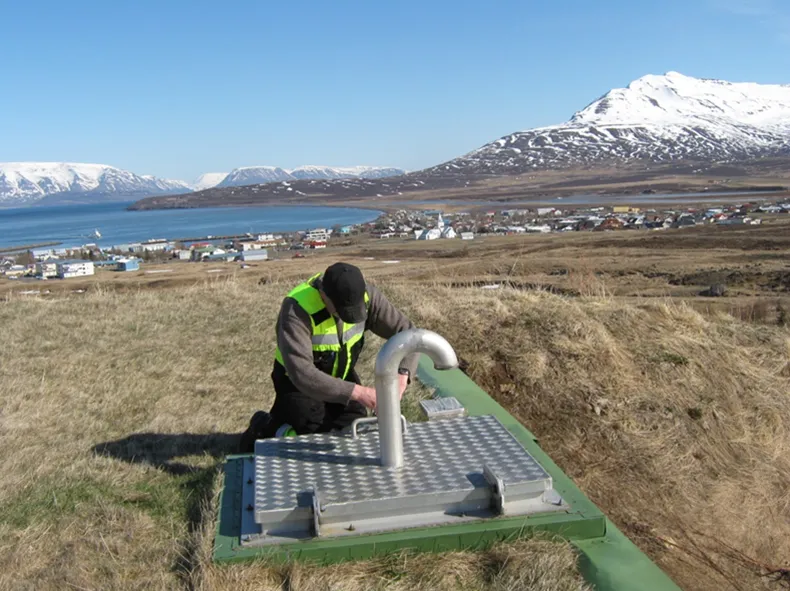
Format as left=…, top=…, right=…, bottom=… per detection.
left=214, top=454, right=603, bottom=564
left=416, top=357, right=681, bottom=591
left=213, top=354, right=680, bottom=590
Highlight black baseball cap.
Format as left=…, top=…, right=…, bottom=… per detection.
left=322, top=262, right=368, bottom=324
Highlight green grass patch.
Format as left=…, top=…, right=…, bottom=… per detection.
left=0, top=466, right=218, bottom=530
left=1, top=478, right=116, bottom=529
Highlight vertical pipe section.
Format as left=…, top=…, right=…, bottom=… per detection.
left=374, top=329, right=458, bottom=468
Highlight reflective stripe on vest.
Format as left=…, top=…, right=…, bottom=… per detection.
left=274, top=273, right=369, bottom=379
left=311, top=322, right=366, bottom=346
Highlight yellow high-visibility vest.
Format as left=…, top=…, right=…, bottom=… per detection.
left=274, top=273, right=369, bottom=380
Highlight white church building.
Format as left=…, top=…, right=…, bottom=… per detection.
left=416, top=214, right=456, bottom=240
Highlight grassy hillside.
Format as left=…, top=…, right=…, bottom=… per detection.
left=1, top=262, right=788, bottom=590
left=0, top=280, right=589, bottom=591
left=387, top=282, right=790, bottom=590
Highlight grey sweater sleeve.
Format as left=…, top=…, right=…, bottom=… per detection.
left=276, top=298, right=355, bottom=405
left=365, top=285, right=420, bottom=378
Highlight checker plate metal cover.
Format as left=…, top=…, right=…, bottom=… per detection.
left=253, top=415, right=551, bottom=528
left=420, top=396, right=467, bottom=420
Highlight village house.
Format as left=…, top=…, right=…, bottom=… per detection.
left=3, top=265, right=28, bottom=278
left=140, top=239, right=172, bottom=252
left=234, top=239, right=271, bottom=251
left=672, top=215, right=697, bottom=229
left=440, top=226, right=457, bottom=239
left=525, top=225, right=551, bottom=233
left=31, top=248, right=56, bottom=260
left=416, top=228, right=441, bottom=240
left=36, top=259, right=59, bottom=278
left=191, top=246, right=224, bottom=261
left=116, top=259, right=140, bottom=272
left=253, top=233, right=285, bottom=247
left=594, top=218, right=625, bottom=231
left=717, top=216, right=761, bottom=226
left=56, top=260, right=95, bottom=279
left=415, top=213, right=455, bottom=240
left=239, top=249, right=269, bottom=262
left=304, top=228, right=331, bottom=242
left=201, top=247, right=238, bottom=262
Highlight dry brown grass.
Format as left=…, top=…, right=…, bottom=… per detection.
left=380, top=283, right=790, bottom=591
left=3, top=237, right=790, bottom=590
left=0, top=277, right=589, bottom=591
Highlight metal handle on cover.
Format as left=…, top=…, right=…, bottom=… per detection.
left=350, top=415, right=408, bottom=439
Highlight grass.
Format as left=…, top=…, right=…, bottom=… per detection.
left=0, top=278, right=590, bottom=591
left=3, top=235, right=790, bottom=590
left=382, top=282, right=790, bottom=591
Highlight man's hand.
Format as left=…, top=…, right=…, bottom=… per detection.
left=398, top=373, right=409, bottom=400
left=351, top=384, right=377, bottom=410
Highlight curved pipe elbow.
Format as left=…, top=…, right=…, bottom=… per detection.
left=374, top=329, right=458, bottom=468
left=374, top=329, right=458, bottom=378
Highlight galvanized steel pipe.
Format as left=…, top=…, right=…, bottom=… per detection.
left=374, top=329, right=458, bottom=468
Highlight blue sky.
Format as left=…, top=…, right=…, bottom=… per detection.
left=1, top=0, right=788, bottom=181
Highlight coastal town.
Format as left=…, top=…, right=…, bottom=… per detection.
left=1, top=198, right=788, bottom=282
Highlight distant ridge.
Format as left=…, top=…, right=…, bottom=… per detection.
left=216, top=165, right=406, bottom=187
left=424, top=72, right=790, bottom=175
left=0, top=163, right=405, bottom=207
left=0, top=162, right=190, bottom=207
left=191, top=172, right=228, bottom=191
left=129, top=73, right=790, bottom=211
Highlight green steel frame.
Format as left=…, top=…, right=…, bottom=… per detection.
left=214, top=357, right=681, bottom=591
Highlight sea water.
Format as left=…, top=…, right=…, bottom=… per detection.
left=0, top=202, right=380, bottom=249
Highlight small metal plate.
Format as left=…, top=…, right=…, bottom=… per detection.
left=252, top=415, right=557, bottom=541
left=420, top=396, right=467, bottom=420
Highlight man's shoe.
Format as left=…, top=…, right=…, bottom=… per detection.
left=275, top=423, right=297, bottom=437
left=238, top=411, right=273, bottom=453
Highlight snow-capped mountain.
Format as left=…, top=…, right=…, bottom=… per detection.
left=427, top=72, right=790, bottom=175
left=0, top=162, right=192, bottom=207
left=191, top=172, right=228, bottom=191
left=218, top=165, right=405, bottom=187
left=0, top=162, right=407, bottom=206
left=289, top=165, right=405, bottom=180
left=217, top=166, right=292, bottom=187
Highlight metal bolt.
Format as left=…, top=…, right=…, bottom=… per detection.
left=246, top=504, right=254, bottom=512
left=247, top=478, right=253, bottom=485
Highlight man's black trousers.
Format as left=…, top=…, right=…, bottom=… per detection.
left=267, top=362, right=367, bottom=435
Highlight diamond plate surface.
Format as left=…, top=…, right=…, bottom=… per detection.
left=420, top=396, right=466, bottom=420
left=254, top=415, right=550, bottom=522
